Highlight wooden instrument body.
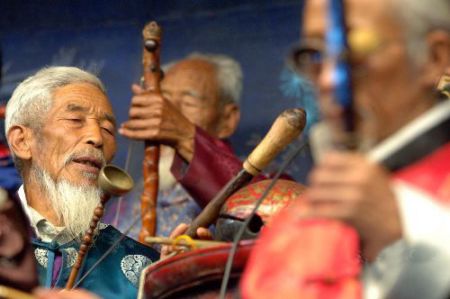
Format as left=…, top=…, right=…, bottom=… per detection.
left=139, top=21, right=162, bottom=241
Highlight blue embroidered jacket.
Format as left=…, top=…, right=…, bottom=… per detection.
left=32, top=225, right=159, bottom=299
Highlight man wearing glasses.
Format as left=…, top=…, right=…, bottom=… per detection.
left=242, top=0, right=450, bottom=298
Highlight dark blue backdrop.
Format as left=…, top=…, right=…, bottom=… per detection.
left=0, top=0, right=314, bottom=183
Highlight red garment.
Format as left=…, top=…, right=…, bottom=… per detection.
left=171, top=127, right=285, bottom=208
left=171, top=127, right=243, bottom=208
left=241, top=202, right=361, bottom=299
left=394, top=143, right=450, bottom=204
left=0, top=142, right=10, bottom=159
left=241, top=110, right=450, bottom=299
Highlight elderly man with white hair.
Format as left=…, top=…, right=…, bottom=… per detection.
left=5, top=66, right=159, bottom=299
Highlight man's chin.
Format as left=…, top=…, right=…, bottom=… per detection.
left=64, top=172, right=100, bottom=188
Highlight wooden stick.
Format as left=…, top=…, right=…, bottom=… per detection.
left=65, top=195, right=109, bottom=289
left=144, top=236, right=226, bottom=250
left=139, top=21, right=163, bottom=242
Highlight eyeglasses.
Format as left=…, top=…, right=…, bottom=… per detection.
left=287, top=30, right=385, bottom=81
left=287, top=38, right=325, bottom=82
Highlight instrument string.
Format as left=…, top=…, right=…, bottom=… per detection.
left=219, top=138, right=309, bottom=298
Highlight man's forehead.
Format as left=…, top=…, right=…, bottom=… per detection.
left=166, top=59, right=216, bottom=80
left=51, top=83, right=114, bottom=118
left=302, top=0, right=395, bottom=37
left=162, top=59, right=218, bottom=95
left=64, top=102, right=116, bottom=124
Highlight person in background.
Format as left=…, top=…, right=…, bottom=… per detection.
left=116, top=53, right=243, bottom=238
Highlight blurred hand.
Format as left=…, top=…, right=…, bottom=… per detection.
left=160, top=223, right=212, bottom=259
left=119, top=84, right=196, bottom=162
left=34, top=288, right=100, bottom=299
left=305, top=151, right=402, bottom=261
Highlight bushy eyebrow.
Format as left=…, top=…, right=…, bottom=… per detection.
left=103, top=113, right=117, bottom=127
left=66, top=104, right=116, bottom=127
left=66, top=103, right=87, bottom=113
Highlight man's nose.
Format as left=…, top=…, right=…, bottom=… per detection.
left=85, top=123, right=104, bottom=148
left=317, top=59, right=335, bottom=95
left=167, top=94, right=182, bottom=110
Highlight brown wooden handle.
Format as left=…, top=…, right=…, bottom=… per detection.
left=139, top=21, right=163, bottom=242
left=144, top=236, right=225, bottom=249
left=186, top=108, right=306, bottom=238
left=243, top=108, right=307, bottom=175
left=185, top=170, right=253, bottom=238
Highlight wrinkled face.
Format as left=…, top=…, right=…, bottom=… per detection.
left=302, top=0, right=429, bottom=146
left=30, top=83, right=116, bottom=186
left=161, top=59, right=224, bottom=136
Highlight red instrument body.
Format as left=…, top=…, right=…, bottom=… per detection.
left=216, top=179, right=306, bottom=241
left=142, top=241, right=254, bottom=299
left=221, top=179, right=306, bottom=223
left=142, top=180, right=306, bottom=298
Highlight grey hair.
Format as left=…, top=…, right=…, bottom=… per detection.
left=392, top=0, right=450, bottom=65
left=5, top=66, right=105, bottom=134
left=164, top=52, right=243, bottom=105
left=5, top=66, right=105, bottom=170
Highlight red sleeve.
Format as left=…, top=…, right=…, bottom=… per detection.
left=171, top=127, right=243, bottom=207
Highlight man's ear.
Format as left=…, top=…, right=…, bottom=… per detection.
left=217, top=103, right=240, bottom=139
left=420, top=30, right=450, bottom=89
left=7, top=125, right=33, bottom=161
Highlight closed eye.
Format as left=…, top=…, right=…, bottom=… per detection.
left=65, top=118, right=83, bottom=125
left=181, top=100, right=201, bottom=108
left=102, top=126, right=115, bottom=136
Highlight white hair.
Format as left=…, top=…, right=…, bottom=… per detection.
left=5, top=66, right=105, bottom=135
left=5, top=66, right=105, bottom=170
left=392, top=0, right=450, bottom=65
left=164, top=52, right=243, bottom=105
